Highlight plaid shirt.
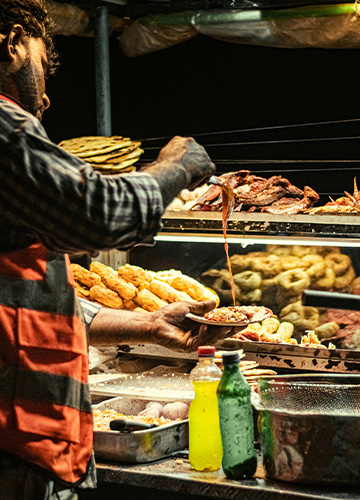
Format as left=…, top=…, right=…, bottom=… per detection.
left=0, top=98, right=164, bottom=255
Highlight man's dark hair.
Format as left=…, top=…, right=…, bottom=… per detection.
left=0, top=0, right=58, bottom=76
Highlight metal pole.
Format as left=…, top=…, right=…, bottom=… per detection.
left=94, top=6, right=112, bottom=136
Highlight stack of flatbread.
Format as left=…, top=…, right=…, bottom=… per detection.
left=58, top=135, right=143, bottom=174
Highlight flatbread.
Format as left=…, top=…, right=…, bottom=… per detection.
left=58, top=136, right=131, bottom=156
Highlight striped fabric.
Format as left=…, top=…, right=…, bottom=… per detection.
left=0, top=98, right=164, bottom=255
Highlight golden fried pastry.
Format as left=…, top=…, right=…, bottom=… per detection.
left=250, top=254, right=282, bottom=278
left=200, top=269, right=223, bottom=288
left=233, top=270, right=262, bottom=291
left=281, top=256, right=305, bottom=271
left=135, top=289, right=168, bottom=312
left=260, top=317, right=280, bottom=334
left=74, top=281, right=90, bottom=299
left=90, top=284, right=123, bottom=309
left=276, top=321, right=294, bottom=340
left=155, top=269, right=183, bottom=284
left=240, top=288, right=261, bottom=304
left=333, top=266, right=355, bottom=290
left=279, top=300, right=319, bottom=332
left=325, top=253, right=351, bottom=276
left=118, top=264, right=153, bottom=289
left=290, top=245, right=315, bottom=258
left=301, top=254, right=325, bottom=280
left=123, top=299, right=137, bottom=310
left=278, top=269, right=310, bottom=297
left=311, top=267, right=335, bottom=290
left=267, top=245, right=292, bottom=257
left=91, top=261, right=138, bottom=300
left=315, top=322, right=340, bottom=339
left=229, top=255, right=252, bottom=274
left=170, top=274, right=215, bottom=302
left=213, top=276, right=241, bottom=305
left=71, top=263, right=101, bottom=288
left=148, top=279, right=194, bottom=303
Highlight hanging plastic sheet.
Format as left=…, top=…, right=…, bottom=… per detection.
left=118, top=3, right=360, bottom=57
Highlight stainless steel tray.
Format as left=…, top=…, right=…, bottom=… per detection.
left=93, top=396, right=189, bottom=463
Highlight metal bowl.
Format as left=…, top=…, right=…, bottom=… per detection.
left=254, top=374, right=360, bottom=485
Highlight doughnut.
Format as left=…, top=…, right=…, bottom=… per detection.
left=325, top=253, right=351, bottom=276
left=290, top=246, right=316, bottom=258
left=148, top=278, right=194, bottom=303
left=213, top=276, right=241, bottom=305
left=135, top=288, right=168, bottom=312
left=250, top=254, right=282, bottom=278
left=311, top=267, right=335, bottom=290
left=267, top=245, right=292, bottom=257
left=281, top=256, right=305, bottom=271
left=229, top=254, right=252, bottom=274
left=278, top=269, right=310, bottom=296
left=301, top=254, right=325, bottom=280
left=89, top=284, right=123, bottom=309
left=333, top=266, right=356, bottom=290
left=233, top=270, right=262, bottom=291
left=280, top=301, right=319, bottom=332
left=200, top=269, right=223, bottom=288
left=240, top=288, right=261, bottom=304
left=71, top=263, right=101, bottom=288
left=315, top=246, right=341, bottom=256
left=118, top=264, right=153, bottom=289
left=315, top=322, right=340, bottom=339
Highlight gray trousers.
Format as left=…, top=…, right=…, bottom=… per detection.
left=0, top=463, right=78, bottom=500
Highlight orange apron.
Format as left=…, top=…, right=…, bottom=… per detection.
left=0, top=242, right=93, bottom=485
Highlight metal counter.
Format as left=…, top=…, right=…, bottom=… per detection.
left=94, top=457, right=360, bottom=500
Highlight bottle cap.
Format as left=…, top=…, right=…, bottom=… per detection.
left=198, top=345, right=215, bottom=357
left=222, top=352, right=240, bottom=364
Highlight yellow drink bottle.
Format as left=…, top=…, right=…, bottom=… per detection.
left=188, top=345, right=223, bottom=471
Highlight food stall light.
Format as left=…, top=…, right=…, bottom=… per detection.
left=154, top=234, right=360, bottom=248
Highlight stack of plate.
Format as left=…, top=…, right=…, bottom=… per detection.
left=58, top=135, right=143, bottom=174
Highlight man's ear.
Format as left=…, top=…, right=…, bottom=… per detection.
left=0, top=25, right=25, bottom=62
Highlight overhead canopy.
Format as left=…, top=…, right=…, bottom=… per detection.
left=47, top=1, right=360, bottom=56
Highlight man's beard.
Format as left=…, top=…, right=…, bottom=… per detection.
left=12, top=54, right=43, bottom=118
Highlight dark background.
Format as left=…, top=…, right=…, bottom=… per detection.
left=42, top=33, right=360, bottom=200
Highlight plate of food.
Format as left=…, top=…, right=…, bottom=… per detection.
left=186, top=305, right=273, bottom=326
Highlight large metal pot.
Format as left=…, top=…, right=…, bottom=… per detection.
left=253, top=374, right=360, bottom=485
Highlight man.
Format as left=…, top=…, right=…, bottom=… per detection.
left=0, top=1, right=233, bottom=499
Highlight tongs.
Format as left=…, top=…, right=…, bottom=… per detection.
left=109, top=419, right=159, bottom=432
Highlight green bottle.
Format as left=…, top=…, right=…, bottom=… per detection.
left=217, top=351, right=257, bottom=479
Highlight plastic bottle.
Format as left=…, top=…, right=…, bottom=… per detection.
left=217, top=351, right=257, bottom=479
left=188, top=345, right=223, bottom=471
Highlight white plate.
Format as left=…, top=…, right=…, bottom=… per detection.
left=186, top=307, right=272, bottom=327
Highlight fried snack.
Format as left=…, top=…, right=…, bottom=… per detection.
left=315, top=322, right=340, bottom=339
left=276, top=321, right=294, bottom=339
left=290, top=245, right=315, bottom=258
left=170, top=274, right=217, bottom=302
left=90, top=284, right=123, bottom=309
left=117, top=264, right=153, bottom=290
left=74, top=281, right=90, bottom=299
left=91, top=261, right=138, bottom=300
left=281, top=256, right=305, bottom=271
left=135, top=288, right=168, bottom=312
left=267, top=245, right=292, bottom=257
left=148, top=279, right=194, bottom=303
left=325, top=253, right=351, bottom=276
left=250, top=254, right=282, bottom=279
left=233, top=270, right=262, bottom=291
left=301, top=254, right=325, bottom=280
left=280, top=301, right=319, bottom=332
left=155, top=269, right=183, bottom=284
left=311, top=267, right=335, bottom=290
left=350, top=276, right=360, bottom=294
left=200, top=269, right=223, bottom=288
left=123, top=299, right=137, bottom=310
left=278, top=269, right=310, bottom=297
left=260, top=317, right=281, bottom=334
left=213, top=276, right=241, bottom=305
left=333, top=266, right=355, bottom=290
left=229, top=254, right=252, bottom=274
left=315, top=246, right=341, bottom=256
left=71, top=263, right=101, bottom=288
left=240, top=288, right=261, bottom=305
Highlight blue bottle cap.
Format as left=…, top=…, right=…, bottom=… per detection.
left=222, top=352, right=240, bottom=364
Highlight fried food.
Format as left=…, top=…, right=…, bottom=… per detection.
left=315, top=322, right=340, bottom=339
left=325, top=253, right=351, bottom=276
left=71, top=263, right=101, bottom=288
left=74, top=281, right=90, bottom=299
left=90, top=261, right=138, bottom=300
left=333, top=266, right=355, bottom=290
left=148, top=279, right=194, bottom=303
left=311, top=267, right=336, bottom=290
left=135, top=288, right=168, bottom=312
left=117, top=264, right=153, bottom=290
left=170, top=274, right=218, bottom=302
left=89, top=284, right=123, bottom=309
left=278, top=269, right=310, bottom=297
left=233, top=270, right=262, bottom=291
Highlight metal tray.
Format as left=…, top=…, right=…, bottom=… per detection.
left=93, top=396, right=189, bottom=463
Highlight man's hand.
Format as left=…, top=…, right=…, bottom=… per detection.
left=157, top=136, right=216, bottom=190
left=149, top=300, right=234, bottom=352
